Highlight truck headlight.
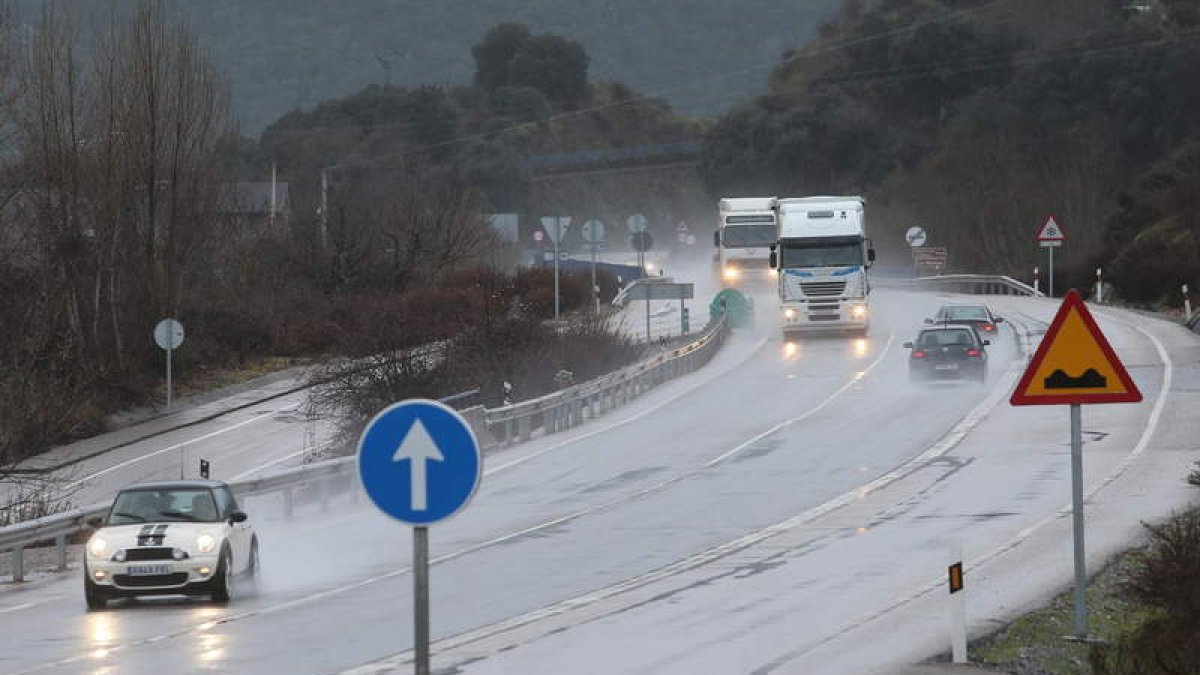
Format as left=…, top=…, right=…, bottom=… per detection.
left=196, top=534, right=216, bottom=554
left=850, top=305, right=868, bottom=320
left=784, top=308, right=798, bottom=320
left=88, top=537, right=108, bottom=558
left=722, top=267, right=739, bottom=281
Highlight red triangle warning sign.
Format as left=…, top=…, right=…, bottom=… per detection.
left=1036, top=215, right=1067, bottom=242
left=1010, top=290, right=1142, bottom=406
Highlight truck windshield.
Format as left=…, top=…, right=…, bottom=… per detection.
left=780, top=242, right=863, bottom=268
left=722, top=224, right=776, bottom=248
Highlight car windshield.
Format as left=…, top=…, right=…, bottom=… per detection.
left=917, top=329, right=976, bottom=349
left=938, top=306, right=990, bottom=321
left=779, top=242, right=863, bottom=268
left=107, top=488, right=220, bottom=525
left=722, top=224, right=776, bottom=248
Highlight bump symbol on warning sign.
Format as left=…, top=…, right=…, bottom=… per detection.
left=1010, top=289, right=1142, bottom=406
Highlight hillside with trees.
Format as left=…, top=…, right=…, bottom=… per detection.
left=5, top=0, right=839, bottom=134
left=701, top=0, right=1200, bottom=307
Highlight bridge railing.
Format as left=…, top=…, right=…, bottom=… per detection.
left=0, top=314, right=730, bottom=583
left=879, top=274, right=1044, bottom=297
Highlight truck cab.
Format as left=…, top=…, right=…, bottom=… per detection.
left=715, top=197, right=778, bottom=287
left=770, top=196, right=874, bottom=336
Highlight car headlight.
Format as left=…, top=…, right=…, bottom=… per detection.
left=196, top=534, right=217, bottom=554
left=722, top=267, right=739, bottom=281
left=784, top=308, right=798, bottom=320
left=88, top=537, right=108, bottom=558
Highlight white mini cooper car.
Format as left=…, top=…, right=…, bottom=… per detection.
left=84, top=480, right=259, bottom=609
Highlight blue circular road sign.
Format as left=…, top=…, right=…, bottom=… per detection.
left=356, top=399, right=482, bottom=526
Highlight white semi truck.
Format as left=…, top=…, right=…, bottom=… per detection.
left=770, top=196, right=875, bottom=336
left=714, top=197, right=778, bottom=287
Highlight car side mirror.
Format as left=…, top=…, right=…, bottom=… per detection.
left=86, top=515, right=104, bottom=529
left=982, top=340, right=991, bottom=346
left=923, top=318, right=933, bottom=325
left=868, top=248, right=876, bottom=263
left=903, top=341, right=914, bottom=349
left=995, top=317, right=1005, bottom=323
left=713, top=231, right=720, bottom=247
left=229, top=510, right=248, bottom=524
left=769, top=251, right=777, bottom=269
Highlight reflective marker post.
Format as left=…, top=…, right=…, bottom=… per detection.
left=414, top=526, right=430, bottom=675
left=947, top=542, right=967, bottom=663
left=1070, top=403, right=1087, bottom=638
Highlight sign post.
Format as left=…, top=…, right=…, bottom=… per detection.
left=541, top=217, right=571, bottom=319
left=582, top=220, right=606, bottom=314
left=1010, top=290, right=1142, bottom=638
left=153, top=319, right=185, bottom=411
left=1037, top=216, right=1066, bottom=297
left=357, top=400, right=482, bottom=675
left=905, top=226, right=927, bottom=278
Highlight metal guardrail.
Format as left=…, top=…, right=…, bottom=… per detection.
left=880, top=274, right=1044, bottom=297
left=0, top=315, right=730, bottom=583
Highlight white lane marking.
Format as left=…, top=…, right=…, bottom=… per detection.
left=482, top=335, right=769, bottom=476
left=65, top=407, right=299, bottom=490
left=230, top=442, right=329, bottom=480
left=706, top=332, right=894, bottom=467
left=0, top=602, right=36, bottom=614
left=14, top=331, right=897, bottom=673
left=337, top=337, right=1021, bottom=674
left=751, top=307, right=1176, bottom=670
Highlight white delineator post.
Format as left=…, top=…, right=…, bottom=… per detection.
left=948, top=542, right=967, bottom=663
left=1033, top=267, right=1040, bottom=295
left=1184, top=284, right=1192, bottom=321
left=1095, top=268, right=1103, bottom=304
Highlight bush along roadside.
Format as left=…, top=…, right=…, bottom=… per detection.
left=969, top=506, right=1200, bottom=675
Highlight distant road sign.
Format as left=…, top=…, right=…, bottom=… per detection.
left=627, top=214, right=648, bottom=232
left=356, top=399, right=482, bottom=526
left=1010, top=290, right=1141, bottom=406
left=911, top=246, right=947, bottom=261
left=540, top=216, right=571, bottom=244
left=630, top=231, right=653, bottom=252
left=905, top=226, right=927, bottom=248
left=582, top=219, right=606, bottom=243
left=1037, top=216, right=1066, bottom=247
left=153, top=319, right=184, bottom=350
left=623, top=281, right=694, bottom=301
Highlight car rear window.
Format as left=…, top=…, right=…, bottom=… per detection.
left=918, top=329, right=975, bottom=348
left=939, top=306, right=989, bottom=320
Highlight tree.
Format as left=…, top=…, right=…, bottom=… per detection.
left=472, top=22, right=531, bottom=91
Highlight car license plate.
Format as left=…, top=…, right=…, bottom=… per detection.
left=127, top=564, right=171, bottom=576
left=934, top=364, right=959, bottom=370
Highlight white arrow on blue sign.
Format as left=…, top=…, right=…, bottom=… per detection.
left=356, top=399, right=481, bottom=526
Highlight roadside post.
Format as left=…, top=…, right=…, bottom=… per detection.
left=1184, top=284, right=1192, bottom=321
left=357, top=400, right=483, bottom=675
left=582, top=219, right=607, bottom=314
left=153, top=318, right=185, bottom=411
left=1095, top=268, right=1103, bottom=304
left=1010, top=290, right=1142, bottom=638
left=1036, top=216, right=1066, bottom=297
left=541, top=217, right=571, bottom=319
left=1033, top=267, right=1040, bottom=295
left=947, top=542, right=966, bottom=663
left=905, top=226, right=926, bottom=277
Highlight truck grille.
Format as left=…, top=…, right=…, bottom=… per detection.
left=113, top=572, right=188, bottom=588
left=123, top=548, right=174, bottom=561
left=801, top=282, right=846, bottom=297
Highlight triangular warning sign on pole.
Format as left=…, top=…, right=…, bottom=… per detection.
left=1036, top=215, right=1067, bottom=243
left=1010, top=289, right=1142, bottom=405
